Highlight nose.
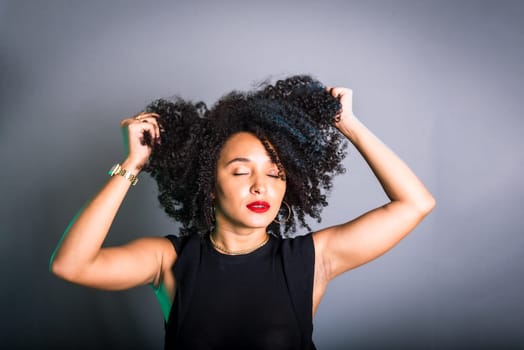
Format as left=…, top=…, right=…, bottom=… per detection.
left=250, top=175, right=267, bottom=195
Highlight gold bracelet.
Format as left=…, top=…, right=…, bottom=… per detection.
left=108, top=163, right=139, bottom=186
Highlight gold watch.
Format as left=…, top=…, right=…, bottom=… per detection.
left=108, top=163, right=139, bottom=186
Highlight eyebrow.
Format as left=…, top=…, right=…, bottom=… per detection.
left=225, top=157, right=251, bottom=166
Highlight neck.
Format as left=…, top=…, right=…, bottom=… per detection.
left=210, top=228, right=269, bottom=255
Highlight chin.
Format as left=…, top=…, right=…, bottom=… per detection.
left=243, top=219, right=272, bottom=229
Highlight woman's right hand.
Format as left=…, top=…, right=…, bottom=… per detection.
left=50, top=110, right=173, bottom=291
left=120, top=112, right=160, bottom=171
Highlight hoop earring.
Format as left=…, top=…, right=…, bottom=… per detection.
left=273, top=201, right=292, bottom=224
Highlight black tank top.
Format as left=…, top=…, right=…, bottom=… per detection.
left=165, top=233, right=316, bottom=350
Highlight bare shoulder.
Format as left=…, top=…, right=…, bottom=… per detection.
left=90, top=235, right=178, bottom=290
left=128, top=236, right=178, bottom=275
left=158, top=236, right=178, bottom=271
left=120, top=236, right=176, bottom=260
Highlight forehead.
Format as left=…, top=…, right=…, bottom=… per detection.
left=218, top=132, right=273, bottom=164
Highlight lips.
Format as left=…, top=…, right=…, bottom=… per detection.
left=246, top=201, right=270, bottom=213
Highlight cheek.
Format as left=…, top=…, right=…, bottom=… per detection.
left=274, top=182, right=287, bottom=199
left=214, top=178, right=247, bottom=204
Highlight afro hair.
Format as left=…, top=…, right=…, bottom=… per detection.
left=144, top=75, right=347, bottom=237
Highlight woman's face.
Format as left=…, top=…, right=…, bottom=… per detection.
left=214, top=132, right=286, bottom=234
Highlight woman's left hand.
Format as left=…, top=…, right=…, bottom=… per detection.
left=328, top=87, right=359, bottom=136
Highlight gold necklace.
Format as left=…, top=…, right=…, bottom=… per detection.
left=209, top=233, right=270, bottom=255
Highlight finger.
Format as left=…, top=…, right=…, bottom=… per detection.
left=326, top=86, right=344, bottom=99
left=136, top=116, right=160, bottom=125
left=132, top=111, right=155, bottom=118
left=121, top=117, right=137, bottom=126
left=121, top=112, right=161, bottom=143
left=135, top=122, right=161, bottom=147
left=122, top=112, right=158, bottom=126
left=134, top=126, right=154, bottom=147
left=136, top=118, right=160, bottom=141
left=335, top=87, right=353, bottom=96
left=328, top=87, right=340, bottom=97
left=134, top=112, right=160, bottom=121
left=128, top=120, right=156, bottom=139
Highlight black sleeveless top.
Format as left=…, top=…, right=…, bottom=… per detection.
left=164, top=233, right=317, bottom=350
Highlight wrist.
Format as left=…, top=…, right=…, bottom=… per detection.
left=336, top=116, right=364, bottom=143
left=108, top=162, right=140, bottom=186
left=121, top=158, right=143, bottom=174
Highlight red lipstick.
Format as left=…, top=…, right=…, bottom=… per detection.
left=246, top=201, right=270, bottom=213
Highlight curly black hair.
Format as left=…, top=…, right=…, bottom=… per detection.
left=143, top=75, right=347, bottom=237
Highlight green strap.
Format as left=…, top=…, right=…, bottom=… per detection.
left=152, top=282, right=172, bottom=322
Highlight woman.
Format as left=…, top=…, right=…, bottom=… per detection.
left=50, top=75, right=435, bottom=349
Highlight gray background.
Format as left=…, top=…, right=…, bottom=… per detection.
left=1, top=0, right=523, bottom=349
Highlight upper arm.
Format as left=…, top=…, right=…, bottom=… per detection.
left=314, top=201, right=433, bottom=281
left=62, top=236, right=177, bottom=291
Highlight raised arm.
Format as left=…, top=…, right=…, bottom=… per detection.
left=313, top=88, right=435, bottom=281
left=50, top=113, right=175, bottom=290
